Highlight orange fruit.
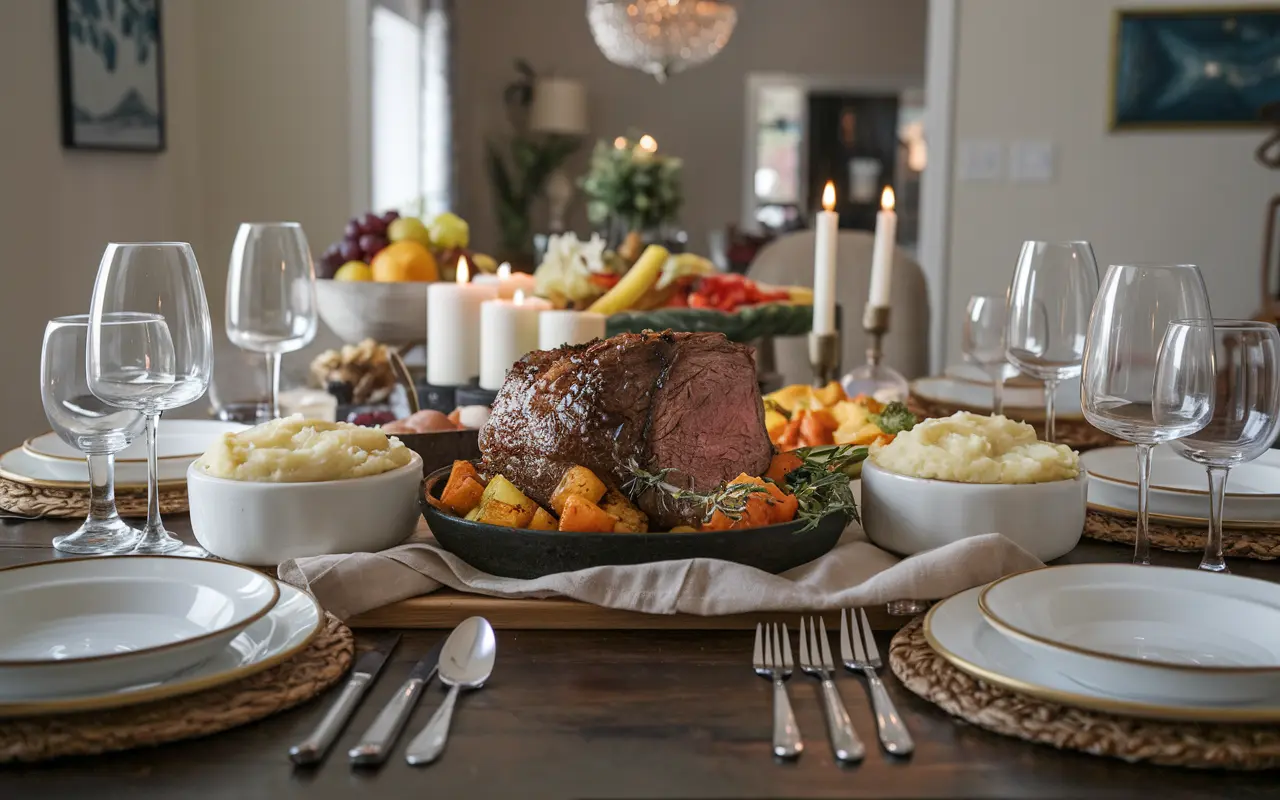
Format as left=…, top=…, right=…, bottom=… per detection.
left=370, top=240, right=438, bottom=282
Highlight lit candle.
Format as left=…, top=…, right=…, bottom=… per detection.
left=427, top=256, right=498, bottom=386
left=812, top=180, right=839, bottom=336
left=868, top=186, right=897, bottom=308
left=474, top=262, right=538, bottom=300
left=479, top=289, right=552, bottom=390
left=539, top=309, right=606, bottom=351
left=634, top=134, right=657, bottom=162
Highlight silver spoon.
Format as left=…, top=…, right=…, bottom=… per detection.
left=404, top=616, right=496, bottom=766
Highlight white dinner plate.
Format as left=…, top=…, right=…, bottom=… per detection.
left=1082, top=445, right=1280, bottom=522
left=924, top=585, right=1280, bottom=722
left=979, top=564, right=1280, bottom=704
left=0, top=557, right=280, bottom=699
left=0, top=580, right=321, bottom=718
left=0, top=445, right=189, bottom=487
left=942, top=363, right=1040, bottom=388
left=23, top=419, right=244, bottom=464
left=910, top=376, right=1083, bottom=420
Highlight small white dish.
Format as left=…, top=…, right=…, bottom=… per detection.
left=860, top=460, right=1087, bottom=561
left=23, top=420, right=246, bottom=465
left=0, top=581, right=321, bottom=718
left=925, top=585, right=1280, bottom=723
left=0, top=445, right=189, bottom=488
left=1082, top=445, right=1280, bottom=522
left=0, top=557, right=279, bottom=699
left=187, top=451, right=424, bottom=565
left=910, top=376, right=1083, bottom=420
left=979, top=564, right=1280, bottom=704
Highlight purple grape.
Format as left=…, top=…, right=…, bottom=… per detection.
left=359, top=234, right=388, bottom=257
left=360, top=212, right=387, bottom=236
left=344, top=220, right=360, bottom=239
left=314, top=252, right=340, bottom=279
left=347, top=410, right=396, bottom=427
left=380, top=210, right=400, bottom=225
left=339, top=239, right=363, bottom=262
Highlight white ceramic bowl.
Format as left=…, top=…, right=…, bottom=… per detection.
left=860, top=460, right=1087, bottom=561
left=315, top=278, right=429, bottom=346
left=187, top=451, right=424, bottom=566
left=0, top=557, right=278, bottom=699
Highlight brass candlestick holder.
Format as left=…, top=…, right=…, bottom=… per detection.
left=840, top=303, right=910, bottom=401
left=807, top=331, right=842, bottom=387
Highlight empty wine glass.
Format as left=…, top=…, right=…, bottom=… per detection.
left=1005, top=241, right=1100, bottom=442
left=1160, top=321, right=1280, bottom=573
left=963, top=294, right=1010, bottom=416
left=40, top=315, right=146, bottom=554
left=1081, top=264, right=1213, bottom=565
left=88, top=243, right=213, bottom=556
left=226, top=222, right=318, bottom=419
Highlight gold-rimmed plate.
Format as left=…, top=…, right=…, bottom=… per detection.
left=0, top=580, right=320, bottom=718
left=1086, top=500, right=1280, bottom=532
left=0, top=446, right=189, bottom=488
left=924, top=584, right=1280, bottom=723
left=909, top=376, right=1084, bottom=421
left=942, top=363, right=1042, bottom=389
left=22, top=419, right=244, bottom=465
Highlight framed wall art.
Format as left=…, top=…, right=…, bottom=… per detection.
left=57, top=0, right=165, bottom=152
left=1110, top=6, right=1280, bottom=130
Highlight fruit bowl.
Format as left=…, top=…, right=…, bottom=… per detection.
left=315, top=279, right=429, bottom=347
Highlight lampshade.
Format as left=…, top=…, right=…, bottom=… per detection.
left=529, top=78, right=588, bottom=136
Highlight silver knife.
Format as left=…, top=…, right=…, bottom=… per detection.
left=348, top=637, right=446, bottom=765
left=288, top=633, right=401, bottom=766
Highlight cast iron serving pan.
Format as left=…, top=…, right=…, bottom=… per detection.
left=419, top=463, right=848, bottom=579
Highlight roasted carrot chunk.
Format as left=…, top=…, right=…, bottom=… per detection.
left=558, top=495, right=620, bottom=533
left=441, top=461, right=485, bottom=509
left=440, top=475, right=486, bottom=515
left=764, top=452, right=804, bottom=485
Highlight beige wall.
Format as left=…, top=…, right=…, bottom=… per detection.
left=945, top=0, right=1275, bottom=364
left=453, top=0, right=929, bottom=255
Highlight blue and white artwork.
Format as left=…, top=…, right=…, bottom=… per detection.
left=1112, top=8, right=1280, bottom=128
left=58, top=0, right=164, bottom=151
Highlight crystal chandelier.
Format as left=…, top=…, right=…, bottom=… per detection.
left=587, top=0, right=738, bottom=83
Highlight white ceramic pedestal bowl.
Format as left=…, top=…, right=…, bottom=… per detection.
left=187, top=452, right=423, bottom=566
left=315, top=279, right=429, bottom=346
left=860, top=460, right=1087, bottom=561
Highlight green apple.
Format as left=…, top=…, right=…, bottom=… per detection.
left=387, top=217, right=432, bottom=247
left=429, top=212, right=469, bottom=249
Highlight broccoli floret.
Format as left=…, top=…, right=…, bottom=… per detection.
left=870, top=401, right=918, bottom=435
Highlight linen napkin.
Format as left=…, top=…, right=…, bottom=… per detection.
left=278, top=523, right=1044, bottom=621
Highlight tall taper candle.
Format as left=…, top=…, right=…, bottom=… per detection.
left=812, top=180, right=839, bottom=335
left=868, top=186, right=897, bottom=308
left=427, top=256, right=498, bottom=386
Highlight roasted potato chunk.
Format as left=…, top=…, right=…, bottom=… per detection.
left=549, top=465, right=608, bottom=516
left=475, top=475, right=538, bottom=528
left=599, top=488, right=648, bottom=533
left=528, top=507, right=559, bottom=531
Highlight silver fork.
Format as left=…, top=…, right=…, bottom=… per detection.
left=841, top=608, right=914, bottom=756
left=752, top=622, right=802, bottom=758
left=798, top=616, right=865, bottom=763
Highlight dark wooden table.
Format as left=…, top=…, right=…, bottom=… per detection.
left=2, top=517, right=1277, bottom=799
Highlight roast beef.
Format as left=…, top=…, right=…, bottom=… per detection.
left=478, top=330, right=775, bottom=528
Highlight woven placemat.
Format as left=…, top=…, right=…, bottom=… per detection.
left=910, top=395, right=1118, bottom=452
left=0, top=476, right=188, bottom=519
left=1085, top=509, right=1280, bottom=561
left=889, top=616, right=1280, bottom=769
left=0, top=613, right=353, bottom=763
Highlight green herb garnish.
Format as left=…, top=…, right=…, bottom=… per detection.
left=623, top=462, right=770, bottom=524
left=869, top=401, right=918, bottom=435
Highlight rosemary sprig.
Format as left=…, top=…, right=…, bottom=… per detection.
left=623, top=461, right=770, bottom=523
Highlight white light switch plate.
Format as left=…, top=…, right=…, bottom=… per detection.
left=1009, top=141, right=1054, bottom=182
left=957, top=139, right=1004, bottom=181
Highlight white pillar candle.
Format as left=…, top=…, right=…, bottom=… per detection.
left=480, top=290, right=552, bottom=390
left=868, top=186, right=898, bottom=308
left=427, top=256, right=499, bottom=386
left=812, top=180, right=839, bottom=336
left=473, top=262, right=538, bottom=300
left=539, top=309, right=607, bottom=351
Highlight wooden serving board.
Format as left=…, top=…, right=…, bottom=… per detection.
left=347, top=590, right=907, bottom=631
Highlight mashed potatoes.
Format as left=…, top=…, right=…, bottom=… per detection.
left=199, top=416, right=412, bottom=482
left=870, top=412, right=1079, bottom=484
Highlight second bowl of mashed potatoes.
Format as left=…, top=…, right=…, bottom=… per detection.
left=861, top=412, right=1087, bottom=561
left=188, top=416, right=423, bottom=565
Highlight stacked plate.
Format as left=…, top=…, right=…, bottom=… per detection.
left=1082, top=444, right=1280, bottom=527
left=926, top=564, right=1280, bottom=722
left=1, top=420, right=245, bottom=491
left=0, top=557, right=321, bottom=717
left=916, top=370, right=1083, bottom=420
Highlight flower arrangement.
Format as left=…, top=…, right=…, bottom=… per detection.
left=580, top=136, right=684, bottom=235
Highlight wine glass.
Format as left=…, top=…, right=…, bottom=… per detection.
left=40, top=315, right=146, bottom=554
left=962, top=294, right=1010, bottom=416
left=1160, top=320, right=1280, bottom=573
left=226, top=222, right=318, bottom=419
left=1005, top=241, right=1100, bottom=442
left=1081, top=264, right=1214, bottom=565
left=88, top=243, right=213, bottom=556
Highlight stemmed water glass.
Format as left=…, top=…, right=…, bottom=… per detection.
left=88, top=243, right=213, bottom=556
left=226, top=222, right=317, bottom=420
left=1158, top=321, right=1280, bottom=573
left=1081, top=264, right=1214, bottom=565
left=1005, top=241, right=1100, bottom=442
left=40, top=315, right=146, bottom=554
left=962, top=294, right=1011, bottom=417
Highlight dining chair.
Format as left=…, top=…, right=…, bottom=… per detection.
left=747, top=230, right=931, bottom=389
